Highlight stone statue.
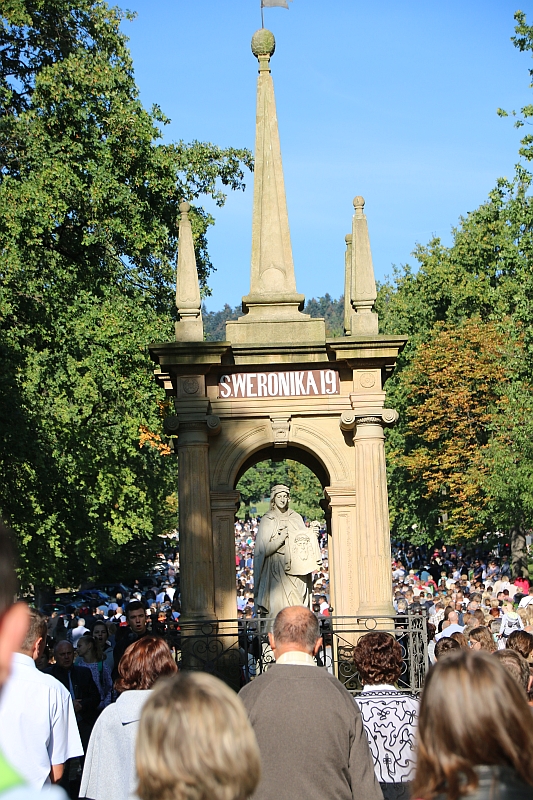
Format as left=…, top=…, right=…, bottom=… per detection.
left=254, top=485, right=322, bottom=619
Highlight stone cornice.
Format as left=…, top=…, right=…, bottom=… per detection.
left=149, top=341, right=231, bottom=370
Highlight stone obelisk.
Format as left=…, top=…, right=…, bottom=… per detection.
left=226, top=29, right=325, bottom=345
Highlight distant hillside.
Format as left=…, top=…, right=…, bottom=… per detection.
left=203, top=294, right=344, bottom=340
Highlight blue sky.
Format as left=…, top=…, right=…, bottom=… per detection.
left=121, top=1, right=531, bottom=311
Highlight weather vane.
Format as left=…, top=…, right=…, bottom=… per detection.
left=260, top=0, right=293, bottom=29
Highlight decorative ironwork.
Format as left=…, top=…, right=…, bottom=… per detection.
left=176, top=611, right=428, bottom=694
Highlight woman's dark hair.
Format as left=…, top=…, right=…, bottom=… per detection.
left=115, top=636, right=177, bottom=693
left=434, top=637, right=461, bottom=660
left=506, top=629, right=533, bottom=659
left=79, top=634, right=98, bottom=659
left=352, top=632, right=403, bottom=684
left=412, top=650, right=533, bottom=800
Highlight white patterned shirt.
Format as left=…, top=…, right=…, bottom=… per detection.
left=355, top=684, right=419, bottom=783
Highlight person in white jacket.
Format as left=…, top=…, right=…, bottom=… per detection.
left=80, top=636, right=176, bottom=800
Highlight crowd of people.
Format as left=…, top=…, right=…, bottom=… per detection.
left=390, top=544, right=533, bottom=670
left=2, top=516, right=533, bottom=800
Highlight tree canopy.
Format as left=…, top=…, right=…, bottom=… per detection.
left=0, top=0, right=252, bottom=589
left=237, top=459, right=324, bottom=522
left=376, top=11, right=533, bottom=572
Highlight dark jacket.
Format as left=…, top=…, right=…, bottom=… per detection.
left=111, top=630, right=144, bottom=682
left=46, top=664, right=100, bottom=749
left=436, top=766, right=533, bottom=800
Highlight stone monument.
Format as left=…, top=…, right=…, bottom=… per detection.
left=149, top=28, right=407, bottom=629
left=255, top=484, right=322, bottom=619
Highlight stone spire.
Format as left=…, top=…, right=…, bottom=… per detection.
left=175, top=201, right=204, bottom=341
left=227, top=29, right=324, bottom=346
left=343, top=234, right=353, bottom=335
left=345, top=196, right=378, bottom=335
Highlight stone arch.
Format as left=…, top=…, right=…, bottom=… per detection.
left=211, top=419, right=350, bottom=492
left=234, top=443, right=329, bottom=489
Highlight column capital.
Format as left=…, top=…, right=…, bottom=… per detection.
left=210, top=490, right=241, bottom=511
left=163, top=409, right=222, bottom=439
left=340, top=408, right=398, bottom=432
left=324, top=486, right=356, bottom=507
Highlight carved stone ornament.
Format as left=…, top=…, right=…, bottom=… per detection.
left=206, top=415, right=222, bottom=436
left=359, top=372, right=376, bottom=388
left=340, top=410, right=398, bottom=431
left=271, top=415, right=291, bottom=448
left=382, top=408, right=399, bottom=425
left=340, top=411, right=357, bottom=431
left=163, top=415, right=180, bottom=434
left=183, top=378, right=200, bottom=395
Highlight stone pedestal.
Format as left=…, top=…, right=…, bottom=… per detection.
left=352, top=415, right=394, bottom=616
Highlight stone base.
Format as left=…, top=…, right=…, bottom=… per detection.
left=227, top=308, right=325, bottom=345
left=175, top=317, right=204, bottom=341
left=350, top=310, right=379, bottom=335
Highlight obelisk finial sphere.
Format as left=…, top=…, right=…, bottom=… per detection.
left=353, top=196, right=365, bottom=211
left=251, top=28, right=276, bottom=57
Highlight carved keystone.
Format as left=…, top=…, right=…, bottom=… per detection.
left=270, top=415, right=291, bottom=448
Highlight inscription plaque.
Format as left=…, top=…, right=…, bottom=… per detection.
left=218, top=369, right=339, bottom=399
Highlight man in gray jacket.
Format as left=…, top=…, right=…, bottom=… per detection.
left=239, top=606, right=383, bottom=800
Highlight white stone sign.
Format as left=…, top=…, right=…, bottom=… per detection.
left=218, top=369, right=339, bottom=399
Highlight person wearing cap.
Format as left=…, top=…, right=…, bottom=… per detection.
left=254, top=485, right=322, bottom=621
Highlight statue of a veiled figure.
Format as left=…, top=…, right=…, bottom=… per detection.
left=254, top=484, right=322, bottom=619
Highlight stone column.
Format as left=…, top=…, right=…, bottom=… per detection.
left=324, top=488, right=358, bottom=619
left=177, top=420, right=216, bottom=622
left=352, top=414, right=395, bottom=616
left=210, top=490, right=240, bottom=621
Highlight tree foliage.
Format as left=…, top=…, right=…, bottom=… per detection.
left=377, top=11, right=533, bottom=564
left=237, top=459, right=324, bottom=521
left=0, top=0, right=252, bottom=588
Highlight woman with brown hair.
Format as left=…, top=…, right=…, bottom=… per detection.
left=80, top=636, right=177, bottom=800
left=136, top=671, right=261, bottom=800
left=449, top=632, right=468, bottom=649
left=468, top=626, right=496, bottom=653
left=353, top=631, right=419, bottom=800
left=506, top=629, right=533, bottom=660
left=412, top=649, right=533, bottom=800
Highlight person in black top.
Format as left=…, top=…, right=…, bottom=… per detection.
left=111, top=601, right=152, bottom=682
left=46, top=640, right=100, bottom=749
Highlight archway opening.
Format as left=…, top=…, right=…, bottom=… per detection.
left=234, top=456, right=330, bottom=619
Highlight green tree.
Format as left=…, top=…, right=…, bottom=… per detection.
left=377, top=11, right=533, bottom=569
left=287, top=461, right=324, bottom=521
left=237, top=459, right=324, bottom=521
left=0, top=0, right=252, bottom=589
